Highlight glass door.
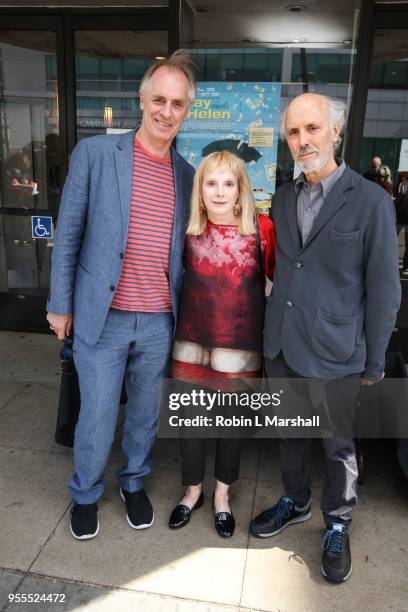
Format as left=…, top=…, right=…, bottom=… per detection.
left=0, top=21, right=64, bottom=331
left=74, top=29, right=168, bottom=142
left=0, top=10, right=169, bottom=332
left=68, top=12, right=169, bottom=146
left=360, top=23, right=408, bottom=358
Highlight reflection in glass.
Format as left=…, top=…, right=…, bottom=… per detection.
left=0, top=215, right=52, bottom=293
left=75, top=31, right=168, bottom=140
left=360, top=29, right=408, bottom=292
left=0, top=31, right=59, bottom=297
left=0, top=31, right=61, bottom=211
left=361, top=30, right=408, bottom=188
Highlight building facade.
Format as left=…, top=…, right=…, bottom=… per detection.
left=0, top=0, right=407, bottom=353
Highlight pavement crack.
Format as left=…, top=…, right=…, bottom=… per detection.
left=239, top=439, right=263, bottom=609
left=26, top=501, right=73, bottom=575
left=0, top=386, right=27, bottom=414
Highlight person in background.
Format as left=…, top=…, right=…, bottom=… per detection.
left=397, top=171, right=408, bottom=195
left=47, top=51, right=196, bottom=540
left=363, top=155, right=382, bottom=182
left=395, top=183, right=408, bottom=276
left=5, top=147, right=38, bottom=206
left=168, top=151, right=275, bottom=538
left=375, top=164, right=393, bottom=196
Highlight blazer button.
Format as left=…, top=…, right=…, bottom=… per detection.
left=119, top=252, right=124, bottom=259
left=286, top=300, right=293, bottom=308
left=294, top=261, right=302, bottom=269
left=110, top=285, right=115, bottom=292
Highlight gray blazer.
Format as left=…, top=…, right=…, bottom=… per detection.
left=47, top=130, right=194, bottom=346
left=264, top=165, right=401, bottom=380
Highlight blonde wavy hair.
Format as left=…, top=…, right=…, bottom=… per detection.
left=187, top=151, right=256, bottom=236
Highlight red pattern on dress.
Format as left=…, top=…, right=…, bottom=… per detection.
left=172, top=214, right=275, bottom=384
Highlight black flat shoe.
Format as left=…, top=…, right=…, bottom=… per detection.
left=212, top=493, right=235, bottom=538
left=168, top=491, right=204, bottom=529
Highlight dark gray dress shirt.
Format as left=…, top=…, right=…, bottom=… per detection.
left=295, top=160, right=346, bottom=245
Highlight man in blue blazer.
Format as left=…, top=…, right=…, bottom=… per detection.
left=47, top=51, right=195, bottom=540
left=250, top=93, right=401, bottom=583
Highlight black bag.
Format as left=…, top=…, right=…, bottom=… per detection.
left=55, top=336, right=80, bottom=447
left=54, top=334, right=128, bottom=447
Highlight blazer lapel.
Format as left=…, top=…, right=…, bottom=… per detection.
left=285, top=183, right=302, bottom=252
left=172, top=148, right=182, bottom=216
left=301, top=166, right=354, bottom=251
left=169, top=148, right=183, bottom=261
left=113, top=129, right=135, bottom=251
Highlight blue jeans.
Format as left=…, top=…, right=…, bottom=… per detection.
left=69, top=309, right=173, bottom=504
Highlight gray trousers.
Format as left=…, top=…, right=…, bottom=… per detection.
left=265, top=354, right=360, bottom=526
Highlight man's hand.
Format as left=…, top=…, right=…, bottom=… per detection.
left=46, top=312, right=73, bottom=340
left=361, top=372, right=385, bottom=386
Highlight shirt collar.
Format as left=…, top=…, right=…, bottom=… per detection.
left=295, top=159, right=346, bottom=197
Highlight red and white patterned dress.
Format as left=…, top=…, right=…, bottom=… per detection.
left=171, top=214, right=275, bottom=387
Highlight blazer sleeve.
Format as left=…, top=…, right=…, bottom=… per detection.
left=363, top=193, right=401, bottom=381
left=47, top=139, right=90, bottom=314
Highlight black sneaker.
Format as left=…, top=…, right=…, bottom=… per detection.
left=249, top=495, right=311, bottom=538
left=70, top=503, right=99, bottom=540
left=321, top=523, right=352, bottom=583
left=120, top=488, right=154, bottom=530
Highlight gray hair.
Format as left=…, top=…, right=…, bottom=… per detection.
left=280, top=94, right=347, bottom=150
left=139, top=50, right=196, bottom=104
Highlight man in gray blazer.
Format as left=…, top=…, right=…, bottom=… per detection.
left=47, top=51, right=195, bottom=540
left=250, top=93, right=401, bottom=583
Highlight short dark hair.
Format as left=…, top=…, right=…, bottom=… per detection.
left=139, top=50, right=196, bottom=104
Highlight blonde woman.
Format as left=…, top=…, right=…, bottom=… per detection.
left=168, top=151, right=275, bottom=537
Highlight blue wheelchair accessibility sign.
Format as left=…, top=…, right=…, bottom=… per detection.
left=31, top=216, right=53, bottom=239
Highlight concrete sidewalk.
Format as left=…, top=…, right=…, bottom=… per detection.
left=0, top=331, right=407, bottom=612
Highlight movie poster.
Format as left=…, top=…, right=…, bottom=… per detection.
left=177, top=82, right=281, bottom=203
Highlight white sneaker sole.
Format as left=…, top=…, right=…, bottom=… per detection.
left=321, top=563, right=352, bottom=583
left=120, top=488, right=154, bottom=530
left=126, top=513, right=155, bottom=530
left=253, top=510, right=312, bottom=538
left=70, top=521, right=100, bottom=540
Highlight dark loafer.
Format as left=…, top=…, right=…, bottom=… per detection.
left=212, top=493, right=235, bottom=538
left=168, top=491, right=204, bottom=529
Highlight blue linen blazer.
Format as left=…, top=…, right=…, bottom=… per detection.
left=264, top=165, right=401, bottom=381
left=47, top=129, right=194, bottom=346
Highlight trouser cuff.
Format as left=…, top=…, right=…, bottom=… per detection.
left=214, top=466, right=239, bottom=486
left=182, top=472, right=204, bottom=487
left=323, top=514, right=351, bottom=528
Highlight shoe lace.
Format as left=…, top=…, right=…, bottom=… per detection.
left=322, top=528, right=346, bottom=554
left=265, top=497, right=294, bottom=528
